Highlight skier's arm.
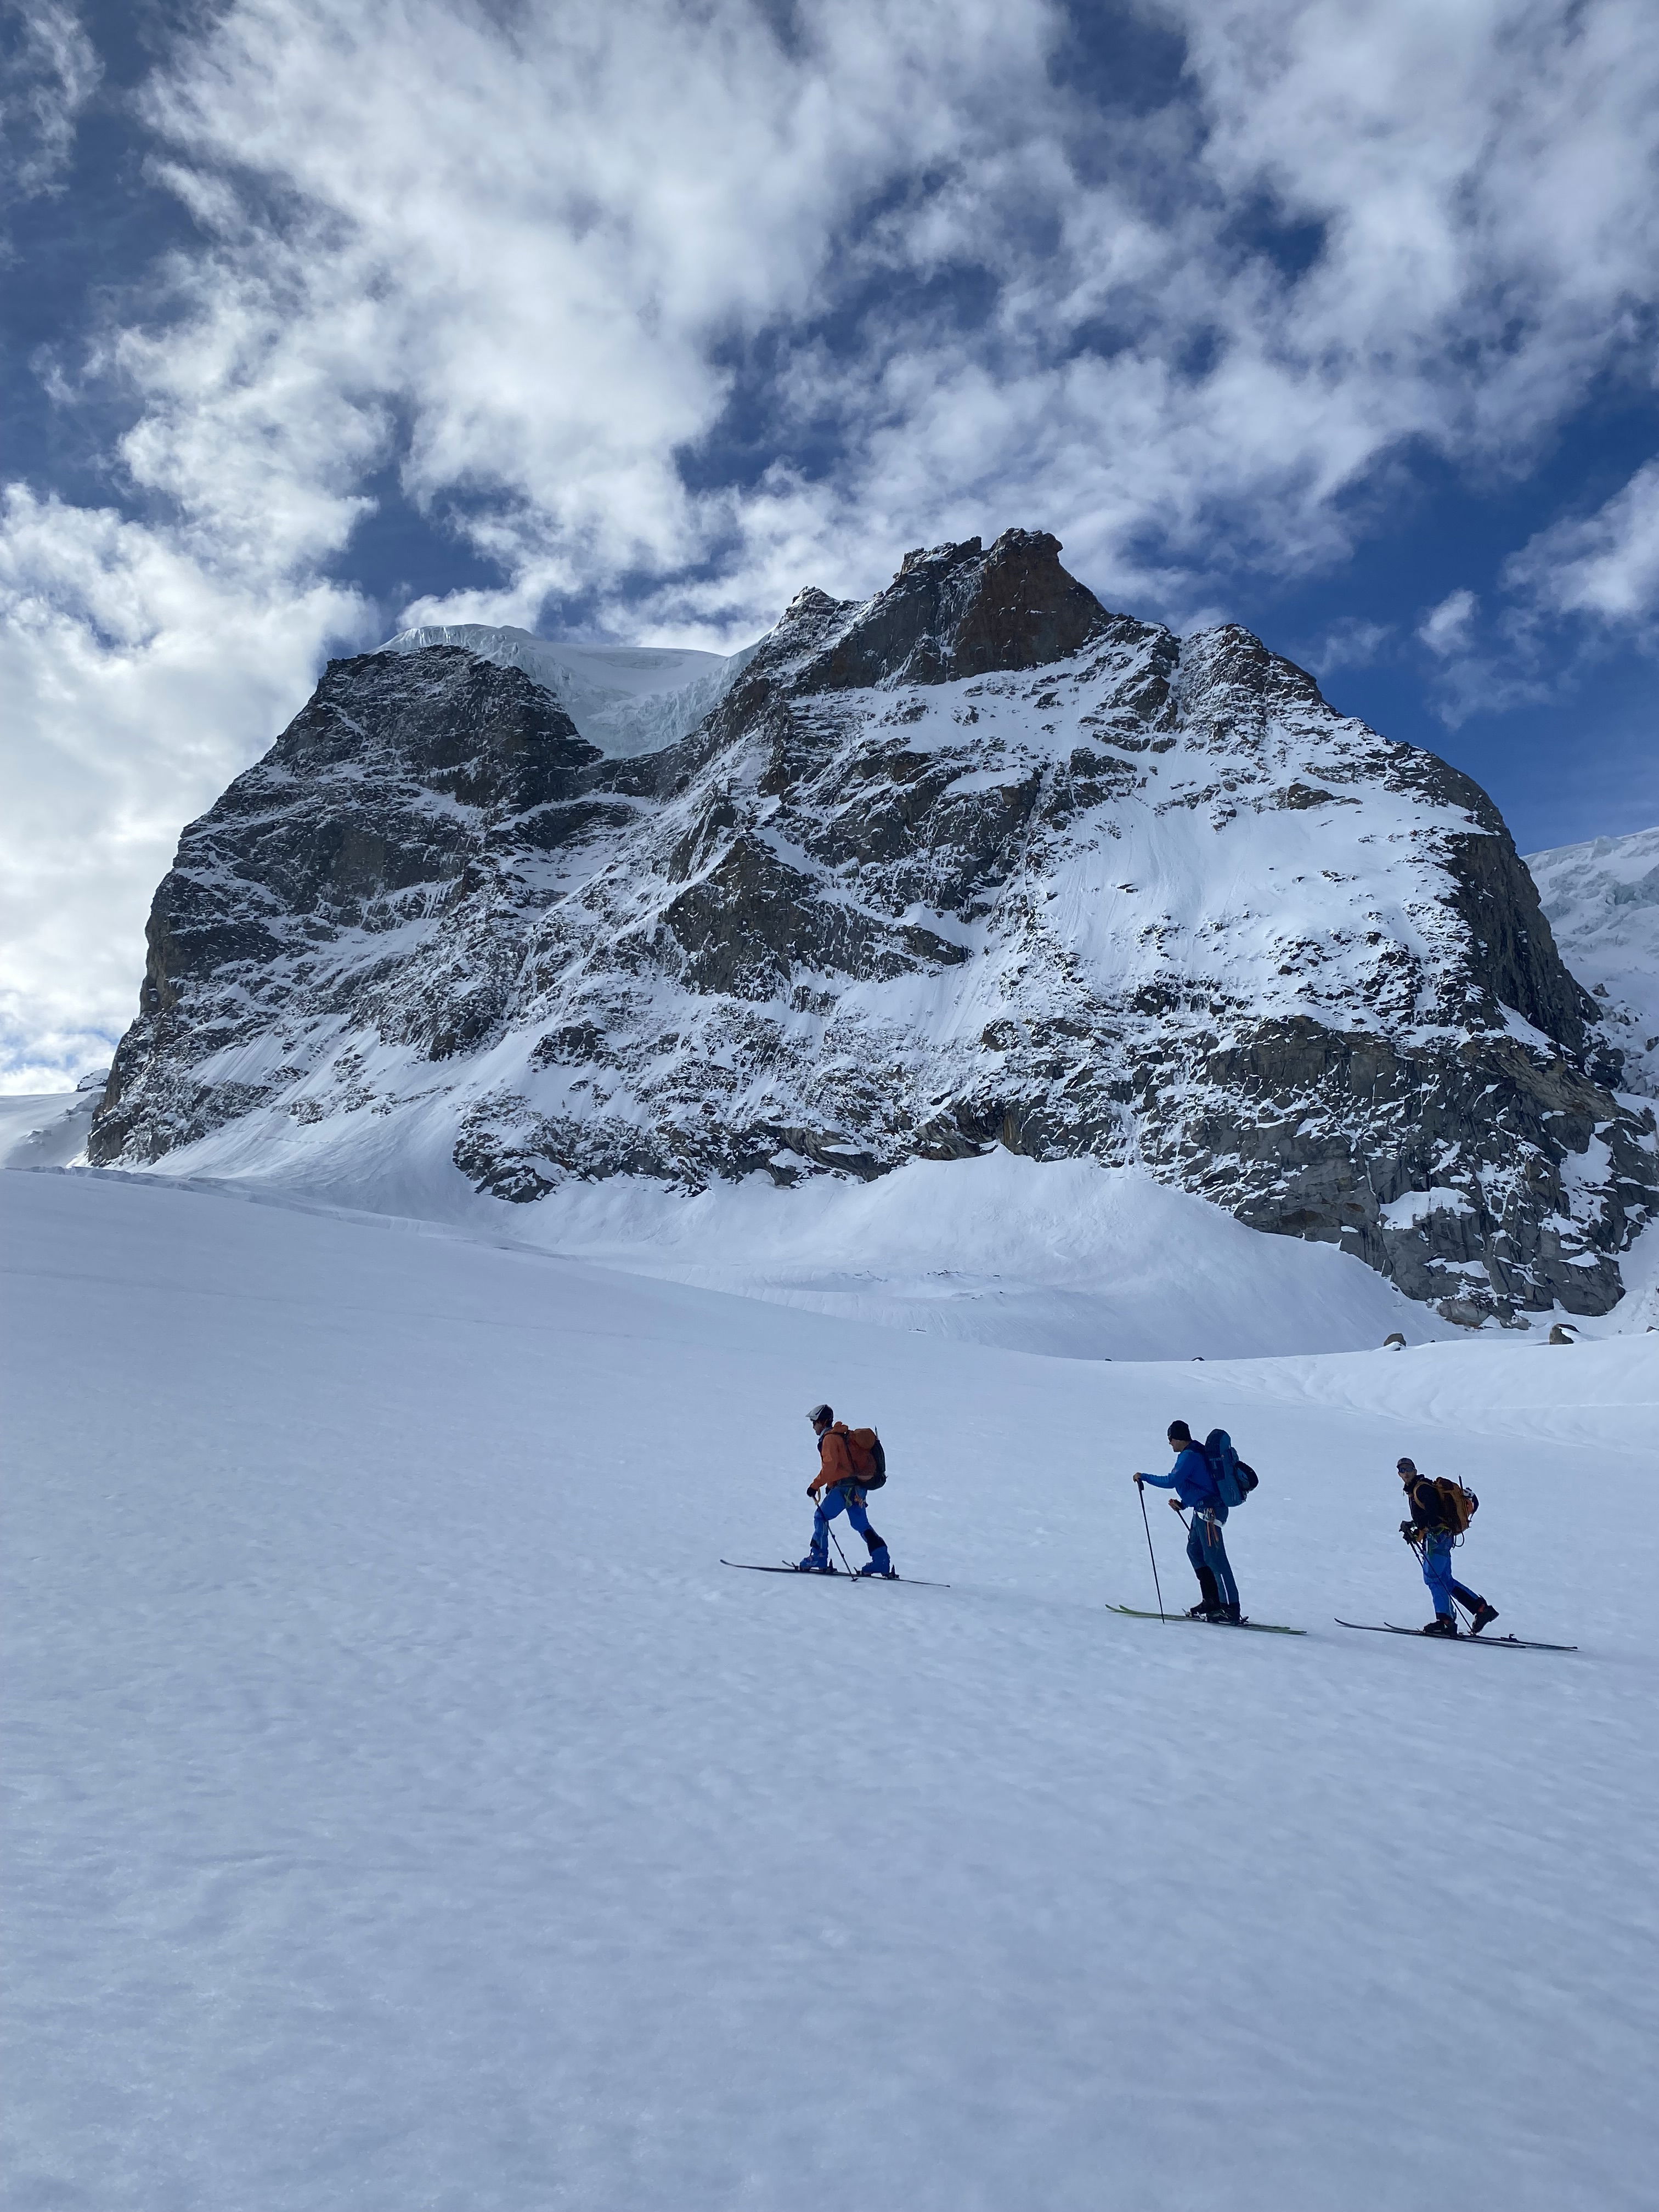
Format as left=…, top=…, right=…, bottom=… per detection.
left=1136, top=1467, right=1177, bottom=1489
left=809, top=1431, right=851, bottom=1496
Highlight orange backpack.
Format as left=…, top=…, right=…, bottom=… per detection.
left=843, top=1426, right=888, bottom=1489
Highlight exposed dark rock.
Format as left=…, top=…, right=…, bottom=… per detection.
left=803, top=529, right=1113, bottom=691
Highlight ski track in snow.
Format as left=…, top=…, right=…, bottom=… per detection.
left=4, top=1167, right=1657, bottom=2212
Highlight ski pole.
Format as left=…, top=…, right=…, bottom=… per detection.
left=1136, top=1477, right=1166, bottom=1622
left=827, top=1523, right=859, bottom=1579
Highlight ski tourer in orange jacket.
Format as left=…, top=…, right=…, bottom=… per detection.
left=809, top=1419, right=859, bottom=1497
left=799, top=1402, right=893, bottom=1575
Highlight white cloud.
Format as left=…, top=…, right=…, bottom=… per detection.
left=0, top=488, right=369, bottom=1090
left=1297, top=616, right=1392, bottom=677
left=7, top=0, right=1659, bottom=1074
left=1505, top=459, right=1659, bottom=626
left=113, top=0, right=1659, bottom=625
left=1414, top=458, right=1659, bottom=730
left=0, top=0, right=99, bottom=213
left=1418, top=587, right=1479, bottom=658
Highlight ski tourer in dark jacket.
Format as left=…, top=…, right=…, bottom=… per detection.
left=1397, top=1455, right=1498, bottom=1637
left=1135, top=1420, right=1240, bottom=1623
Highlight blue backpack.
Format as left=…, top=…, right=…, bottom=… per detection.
left=1205, top=1429, right=1259, bottom=1509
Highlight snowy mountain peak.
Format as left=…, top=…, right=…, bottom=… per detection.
left=1527, top=826, right=1659, bottom=1098
left=93, top=533, right=1657, bottom=1328
left=774, top=528, right=1120, bottom=693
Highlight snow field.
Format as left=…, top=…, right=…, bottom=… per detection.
left=0, top=1089, right=1462, bottom=1358
left=454, top=1148, right=1459, bottom=1360
left=4, top=1169, right=1657, bottom=2210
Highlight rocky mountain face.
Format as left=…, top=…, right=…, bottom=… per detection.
left=92, top=529, right=1658, bottom=1324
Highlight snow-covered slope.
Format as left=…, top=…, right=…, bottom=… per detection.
left=92, top=531, right=1658, bottom=1327
left=4, top=1166, right=1656, bottom=2211
left=493, top=1149, right=1455, bottom=1358
left=382, top=623, right=758, bottom=758
left=1528, top=826, right=1659, bottom=1097
left=85, top=1107, right=1458, bottom=1357
left=0, top=1077, right=104, bottom=1170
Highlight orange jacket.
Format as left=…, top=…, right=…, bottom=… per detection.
left=811, top=1423, right=858, bottom=1494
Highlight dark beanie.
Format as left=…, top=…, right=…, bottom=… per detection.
left=1167, top=1420, right=1192, bottom=1443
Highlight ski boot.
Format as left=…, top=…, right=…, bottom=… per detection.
left=1421, top=1615, right=1459, bottom=1637
left=859, top=1542, right=895, bottom=1578
left=1217, top=1602, right=1243, bottom=1626
left=1468, top=1600, right=1499, bottom=1635
left=796, top=1553, right=834, bottom=1574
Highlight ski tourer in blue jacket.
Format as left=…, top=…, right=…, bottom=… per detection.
left=1134, top=1420, right=1240, bottom=1622
left=1137, top=1438, right=1219, bottom=1511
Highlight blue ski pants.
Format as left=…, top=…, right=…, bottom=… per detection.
left=1419, top=1531, right=1483, bottom=1618
left=811, top=1483, right=888, bottom=1568
left=1188, top=1507, right=1238, bottom=1611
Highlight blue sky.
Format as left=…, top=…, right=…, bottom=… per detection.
left=2, top=0, right=1656, bottom=1085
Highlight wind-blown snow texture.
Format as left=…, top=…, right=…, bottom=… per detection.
left=4, top=1167, right=1657, bottom=2212
left=1528, top=827, right=1659, bottom=1099
left=91, top=529, right=1658, bottom=1324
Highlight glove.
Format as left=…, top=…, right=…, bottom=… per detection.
left=1400, top=1520, right=1421, bottom=1541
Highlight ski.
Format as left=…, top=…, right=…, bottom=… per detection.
left=1336, top=1620, right=1578, bottom=1651
left=720, top=1561, right=950, bottom=1587
left=1107, top=1602, right=1305, bottom=1636
left=722, top=1560, right=851, bottom=1577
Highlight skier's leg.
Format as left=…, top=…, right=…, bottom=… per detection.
left=1186, top=1518, right=1220, bottom=1612
left=1420, top=1533, right=1456, bottom=1624
left=1452, top=1572, right=1498, bottom=1632
left=800, top=1487, right=839, bottom=1569
left=1205, top=1518, right=1240, bottom=1616
left=845, top=1493, right=891, bottom=1575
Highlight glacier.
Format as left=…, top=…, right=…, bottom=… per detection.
left=383, top=622, right=759, bottom=759
left=4, top=1161, right=1656, bottom=2211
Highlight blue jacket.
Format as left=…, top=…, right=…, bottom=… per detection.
left=1139, top=1444, right=1220, bottom=1511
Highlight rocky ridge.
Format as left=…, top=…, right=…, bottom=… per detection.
left=92, top=529, right=1659, bottom=1323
